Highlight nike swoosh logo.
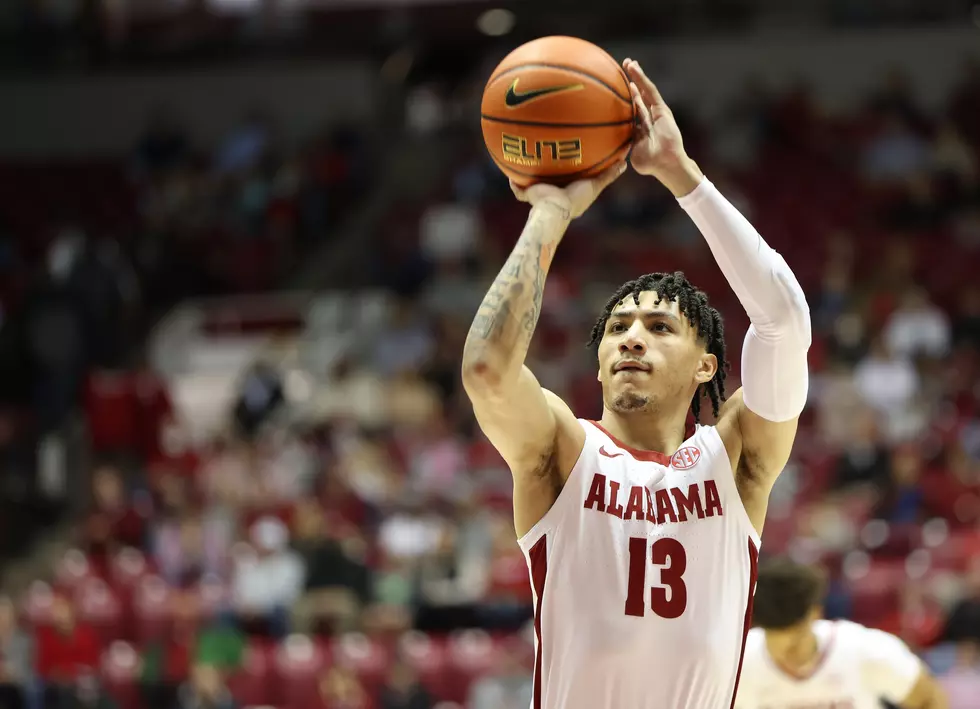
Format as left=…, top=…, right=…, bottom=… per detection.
left=504, top=78, right=585, bottom=108
left=599, top=445, right=623, bottom=459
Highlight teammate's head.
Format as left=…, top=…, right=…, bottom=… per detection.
left=588, top=272, right=727, bottom=422
left=753, top=556, right=827, bottom=631
left=752, top=557, right=829, bottom=668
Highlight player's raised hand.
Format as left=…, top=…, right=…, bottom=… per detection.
left=510, top=160, right=627, bottom=220
left=623, top=58, right=687, bottom=177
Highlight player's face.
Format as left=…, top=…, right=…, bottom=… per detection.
left=596, top=291, right=717, bottom=414
left=763, top=607, right=823, bottom=669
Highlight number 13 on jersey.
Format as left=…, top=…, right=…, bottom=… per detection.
left=625, top=537, right=688, bottom=618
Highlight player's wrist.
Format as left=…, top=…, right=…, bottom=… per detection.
left=530, top=199, right=573, bottom=224
left=650, top=155, right=704, bottom=198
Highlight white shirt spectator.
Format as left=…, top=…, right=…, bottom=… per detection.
left=420, top=202, right=481, bottom=261
left=854, top=342, right=919, bottom=415
left=232, top=517, right=305, bottom=612
left=883, top=290, right=951, bottom=359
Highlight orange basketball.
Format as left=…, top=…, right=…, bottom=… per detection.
left=481, top=36, right=635, bottom=187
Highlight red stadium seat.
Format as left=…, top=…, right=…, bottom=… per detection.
left=332, top=632, right=390, bottom=689
left=273, top=634, right=328, bottom=709
left=442, top=630, right=501, bottom=702
left=74, top=578, right=124, bottom=644
left=132, top=575, right=172, bottom=643
left=101, top=641, right=141, bottom=709
left=399, top=631, right=448, bottom=698
left=22, top=580, right=55, bottom=626
left=110, top=547, right=150, bottom=589
left=226, top=639, right=274, bottom=707
left=55, top=549, right=96, bottom=593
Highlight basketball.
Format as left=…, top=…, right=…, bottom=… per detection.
left=481, top=36, right=636, bottom=187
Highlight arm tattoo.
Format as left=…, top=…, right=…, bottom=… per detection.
left=464, top=209, right=563, bottom=366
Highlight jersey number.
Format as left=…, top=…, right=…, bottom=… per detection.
left=624, top=537, right=687, bottom=618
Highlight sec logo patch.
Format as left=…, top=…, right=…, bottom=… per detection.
left=671, top=447, right=701, bottom=470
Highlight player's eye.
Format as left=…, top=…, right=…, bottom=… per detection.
left=610, top=322, right=626, bottom=333
left=653, top=322, right=672, bottom=333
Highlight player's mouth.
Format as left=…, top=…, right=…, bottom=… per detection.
left=614, top=360, right=651, bottom=373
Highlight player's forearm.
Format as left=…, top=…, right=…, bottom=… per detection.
left=671, top=170, right=810, bottom=338
left=461, top=202, right=569, bottom=389
left=669, top=164, right=812, bottom=421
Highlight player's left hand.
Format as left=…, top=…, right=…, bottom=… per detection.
left=623, top=58, right=688, bottom=178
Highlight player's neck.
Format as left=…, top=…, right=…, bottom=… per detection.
left=599, top=409, right=688, bottom=456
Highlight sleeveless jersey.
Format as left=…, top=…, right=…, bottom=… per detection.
left=736, top=620, right=922, bottom=709
left=517, top=419, right=761, bottom=709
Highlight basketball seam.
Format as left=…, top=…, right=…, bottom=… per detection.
left=481, top=115, right=635, bottom=128
left=488, top=133, right=634, bottom=181
left=488, top=63, right=632, bottom=105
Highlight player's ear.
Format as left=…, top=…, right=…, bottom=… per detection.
left=694, top=353, right=717, bottom=384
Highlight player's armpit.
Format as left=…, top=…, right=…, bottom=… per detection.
left=897, top=666, right=949, bottom=709
left=466, top=366, right=585, bottom=536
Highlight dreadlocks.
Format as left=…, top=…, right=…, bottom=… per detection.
left=587, top=271, right=728, bottom=422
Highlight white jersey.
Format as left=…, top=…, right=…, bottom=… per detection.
left=517, top=419, right=761, bottom=709
left=736, top=620, right=922, bottom=709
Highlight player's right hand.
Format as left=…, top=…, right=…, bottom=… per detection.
left=510, top=160, right=627, bottom=220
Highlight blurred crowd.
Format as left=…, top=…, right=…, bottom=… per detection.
left=2, top=37, right=980, bottom=709
left=0, top=107, right=370, bottom=565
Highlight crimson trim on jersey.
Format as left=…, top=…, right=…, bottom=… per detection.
left=728, top=538, right=760, bottom=709
left=586, top=420, right=672, bottom=466
left=529, top=535, right=548, bottom=709
left=766, top=621, right=838, bottom=681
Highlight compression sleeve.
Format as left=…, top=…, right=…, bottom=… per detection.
left=677, top=178, right=811, bottom=422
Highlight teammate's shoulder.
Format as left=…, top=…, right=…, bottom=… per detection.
left=832, top=619, right=908, bottom=654
left=744, top=626, right=767, bottom=653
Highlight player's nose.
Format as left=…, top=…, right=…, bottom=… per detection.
left=618, top=332, right=647, bottom=355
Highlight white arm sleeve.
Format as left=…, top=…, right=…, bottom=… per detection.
left=678, top=178, right=811, bottom=422
left=858, top=626, right=923, bottom=704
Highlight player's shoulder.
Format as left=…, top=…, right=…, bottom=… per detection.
left=831, top=618, right=898, bottom=644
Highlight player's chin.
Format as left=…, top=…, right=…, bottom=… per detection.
left=610, top=390, right=651, bottom=412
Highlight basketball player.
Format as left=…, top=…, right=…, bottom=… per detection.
left=736, top=557, right=948, bottom=709
left=462, top=56, right=810, bottom=708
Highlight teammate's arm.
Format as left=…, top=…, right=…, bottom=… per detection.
left=461, top=164, right=626, bottom=536
left=623, top=58, right=810, bottom=501
left=860, top=627, right=949, bottom=709
left=897, top=668, right=949, bottom=709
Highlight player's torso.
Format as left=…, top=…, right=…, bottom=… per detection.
left=518, top=419, right=761, bottom=709
left=740, top=622, right=879, bottom=709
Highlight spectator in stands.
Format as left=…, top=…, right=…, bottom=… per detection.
left=290, top=498, right=370, bottom=635
left=231, top=516, right=304, bottom=638
left=942, top=559, right=980, bottom=645
left=151, top=507, right=228, bottom=587
left=832, top=408, right=891, bottom=493
left=875, top=443, right=927, bottom=524
left=232, top=361, right=284, bottom=441
left=317, top=666, right=371, bottom=709
left=141, top=589, right=244, bottom=709
left=36, top=595, right=101, bottom=709
left=853, top=335, right=922, bottom=441
left=883, top=287, right=951, bottom=360
left=0, top=596, right=32, bottom=709
left=83, top=464, right=146, bottom=563
left=174, top=664, right=237, bottom=709
left=952, top=286, right=980, bottom=350
left=378, top=659, right=432, bottom=709
left=862, top=114, right=930, bottom=184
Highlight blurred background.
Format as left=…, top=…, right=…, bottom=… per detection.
left=0, top=1, right=979, bottom=708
